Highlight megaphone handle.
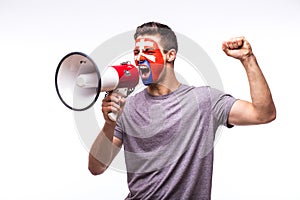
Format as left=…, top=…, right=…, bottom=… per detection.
left=108, top=112, right=118, bottom=122
left=106, top=88, right=128, bottom=122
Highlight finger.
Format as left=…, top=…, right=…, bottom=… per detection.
left=227, top=40, right=235, bottom=49
left=222, top=41, right=228, bottom=50
left=110, top=92, right=122, bottom=99
left=223, top=40, right=236, bottom=50
left=102, top=101, right=121, bottom=111
left=234, top=37, right=244, bottom=48
left=222, top=41, right=232, bottom=56
left=119, top=97, right=126, bottom=107
left=232, top=36, right=245, bottom=48
left=223, top=36, right=244, bottom=50
left=103, top=93, right=122, bottom=105
left=102, top=92, right=126, bottom=121
left=237, top=38, right=244, bottom=47
left=227, top=39, right=239, bottom=49
left=232, top=40, right=240, bottom=49
left=102, top=103, right=121, bottom=122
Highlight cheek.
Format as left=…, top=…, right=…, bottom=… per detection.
left=150, top=52, right=165, bottom=80
left=152, top=48, right=164, bottom=63
left=151, top=64, right=164, bottom=80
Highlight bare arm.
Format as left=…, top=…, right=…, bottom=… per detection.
left=88, top=93, right=124, bottom=175
left=222, top=37, right=276, bottom=125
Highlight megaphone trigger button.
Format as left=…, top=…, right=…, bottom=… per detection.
left=124, top=70, right=131, bottom=76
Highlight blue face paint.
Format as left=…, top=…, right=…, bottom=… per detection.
left=138, top=60, right=153, bottom=85
left=134, top=38, right=165, bottom=85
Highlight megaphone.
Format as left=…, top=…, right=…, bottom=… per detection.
left=55, top=52, right=139, bottom=121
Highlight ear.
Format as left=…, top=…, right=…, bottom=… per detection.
left=166, top=49, right=177, bottom=63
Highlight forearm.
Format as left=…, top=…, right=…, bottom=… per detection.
left=242, top=55, right=276, bottom=122
left=88, top=122, right=116, bottom=175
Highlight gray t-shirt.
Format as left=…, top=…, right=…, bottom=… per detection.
left=114, top=84, right=236, bottom=200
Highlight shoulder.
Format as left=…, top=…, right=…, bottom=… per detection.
left=183, top=85, right=216, bottom=100
left=175, top=84, right=209, bottom=95
left=184, top=85, right=236, bottom=108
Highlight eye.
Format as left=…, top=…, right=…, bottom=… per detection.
left=133, top=49, right=140, bottom=55
left=143, top=48, right=156, bottom=55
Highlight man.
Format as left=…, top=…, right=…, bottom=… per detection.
left=88, top=22, right=276, bottom=199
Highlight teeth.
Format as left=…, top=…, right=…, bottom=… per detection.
left=139, top=65, right=150, bottom=74
left=139, top=65, right=148, bottom=69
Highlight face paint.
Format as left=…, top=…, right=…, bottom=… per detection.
left=134, top=38, right=165, bottom=85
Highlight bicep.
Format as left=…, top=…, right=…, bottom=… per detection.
left=228, top=99, right=262, bottom=126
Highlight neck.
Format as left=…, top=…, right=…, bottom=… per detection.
left=147, top=82, right=181, bottom=96
left=147, top=69, right=181, bottom=96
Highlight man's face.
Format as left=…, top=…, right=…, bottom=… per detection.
left=134, top=36, right=165, bottom=85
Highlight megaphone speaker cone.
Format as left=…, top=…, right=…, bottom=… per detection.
left=55, top=52, right=101, bottom=111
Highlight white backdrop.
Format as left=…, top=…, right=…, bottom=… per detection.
left=1, top=0, right=299, bottom=199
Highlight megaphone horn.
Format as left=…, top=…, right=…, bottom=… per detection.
left=55, top=52, right=139, bottom=121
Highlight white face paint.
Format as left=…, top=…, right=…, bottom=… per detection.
left=134, top=39, right=156, bottom=62
left=134, top=37, right=165, bottom=85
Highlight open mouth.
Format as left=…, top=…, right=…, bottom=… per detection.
left=139, top=64, right=151, bottom=80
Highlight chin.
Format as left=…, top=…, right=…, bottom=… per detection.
left=142, top=79, right=153, bottom=86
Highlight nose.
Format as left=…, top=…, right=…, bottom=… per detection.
left=135, top=52, right=146, bottom=63
left=139, top=54, right=147, bottom=61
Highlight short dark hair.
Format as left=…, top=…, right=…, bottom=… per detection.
left=134, top=22, right=178, bottom=52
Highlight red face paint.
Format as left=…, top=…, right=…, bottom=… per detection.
left=134, top=38, right=165, bottom=85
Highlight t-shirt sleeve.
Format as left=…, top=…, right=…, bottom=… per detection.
left=208, top=87, right=237, bottom=128
left=113, top=95, right=132, bottom=141
left=114, top=118, right=123, bottom=141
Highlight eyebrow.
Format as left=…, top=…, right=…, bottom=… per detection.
left=143, top=47, right=156, bottom=51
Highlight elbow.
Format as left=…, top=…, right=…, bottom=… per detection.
left=258, top=107, right=277, bottom=124
left=88, top=154, right=107, bottom=176
left=88, top=165, right=106, bottom=176
left=266, top=105, right=277, bottom=123
left=269, top=108, right=277, bottom=122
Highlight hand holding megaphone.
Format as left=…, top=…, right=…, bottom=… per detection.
left=102, top=90, right=126, bottom=122
left=55, top=52, right=139, bottom=121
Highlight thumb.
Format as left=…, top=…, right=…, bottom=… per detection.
left=222, top=41, right=231, bottom=55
